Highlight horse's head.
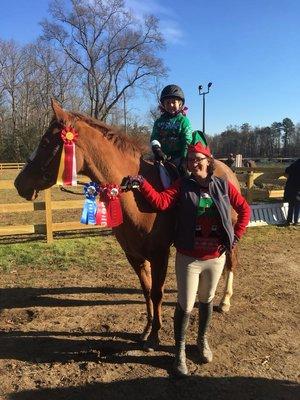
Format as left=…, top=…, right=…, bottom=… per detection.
left=14, top=100, right=84, bottom=200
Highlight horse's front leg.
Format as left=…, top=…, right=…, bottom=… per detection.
left=127, top=256, right=153, bottom=341
left=143, top=249, right=170, bottom=352
left=218, top=267, right=233, bottom=313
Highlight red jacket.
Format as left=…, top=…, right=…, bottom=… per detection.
left=140, top=176, right=250, bottom=252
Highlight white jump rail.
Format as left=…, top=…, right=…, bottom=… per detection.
left=248, top=202, right=290, bottom=227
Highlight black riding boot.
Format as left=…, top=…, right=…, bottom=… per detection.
left=197, top=301, right=213, bottom=363
left=173, top=303, right=190, bottom=377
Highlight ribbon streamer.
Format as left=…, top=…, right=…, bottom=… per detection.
left=99, top=184, right=123, bottom=228
left=80, top=182, right=99, bottom=225
left=57, top=126, right=78, bottom=186
left=95, top=201, right=108, bottom=227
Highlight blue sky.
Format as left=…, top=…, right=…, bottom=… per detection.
left=0, top=0, right=299, bottom=135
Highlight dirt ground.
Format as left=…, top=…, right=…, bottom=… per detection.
left=0, top=227, right=299, bottom=400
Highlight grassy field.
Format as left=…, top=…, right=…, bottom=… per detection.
left=0, top=234, right=124, bottom=272
left=0, top=224, right=297, bottom=273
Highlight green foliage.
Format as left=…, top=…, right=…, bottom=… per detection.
left=210, top=118, right=299, bottom=158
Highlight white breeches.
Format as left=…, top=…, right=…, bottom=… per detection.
left=175, top=252, right=226, bottom=313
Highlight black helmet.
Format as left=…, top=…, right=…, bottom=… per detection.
left=160, top=84, right=185, bottom=104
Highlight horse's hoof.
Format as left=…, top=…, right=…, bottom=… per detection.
left=218, top=303, right=231, bottom=313
left=142, top=338, right=159, bottom=352
left=139, top=329, right=151, bottom=342
left=139, top=332, right=150, bottom=342
left=139, top=322, right=152, bottom=342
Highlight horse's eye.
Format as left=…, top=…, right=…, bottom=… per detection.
left=43, top=172, right=51, bottom=180
left=41, top=138, right=50, bottom=148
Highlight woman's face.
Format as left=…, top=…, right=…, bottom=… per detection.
left=187, top=152, right=210, bottom=179
left=162, top=97, right=182, bottom=115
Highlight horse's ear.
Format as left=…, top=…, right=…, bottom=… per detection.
left=51, top=99, right=68, bottom=122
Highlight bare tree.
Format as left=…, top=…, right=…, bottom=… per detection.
left=41, top=0, right=166, bottom=119
left=27, top=40, right=81, bottom=116
left=0, top=40, right=27, bottom=160
left=0, top=38, right=81, bottom=161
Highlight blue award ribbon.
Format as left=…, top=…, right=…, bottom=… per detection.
left=80, top=182, right=100, bottom=225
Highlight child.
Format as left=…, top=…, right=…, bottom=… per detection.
left=151, top=84, right=193, bottom=175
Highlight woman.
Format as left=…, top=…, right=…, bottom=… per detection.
left=284, top=158, right=300, bottom=225
left=126, top=139, right=251, bottom=377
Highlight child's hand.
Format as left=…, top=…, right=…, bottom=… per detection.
left=151, top=140, right=167, bottom=162
left=153, top=146, right=167, bottom=162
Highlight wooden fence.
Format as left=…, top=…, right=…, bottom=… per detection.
left=0, top=166, right=288, bottom=243
left=0, top=178, right=107, bottom=243
left=234, top=166, right=286, bottom=202
left=0, top=162, right=25, bottom=171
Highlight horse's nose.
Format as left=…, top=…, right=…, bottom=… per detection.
left=14, top=174, right=21, bottom=192
left=14, top=174, right=34, bottom=200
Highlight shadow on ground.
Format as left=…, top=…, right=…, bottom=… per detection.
left=7, top=376, right=299, bottom=400
left=0, top=330, right=173, bottom=364
left=0, top=285, right=176, bottom=309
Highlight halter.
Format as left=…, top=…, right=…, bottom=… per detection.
left=26, top=142, right=62, bottom=183
left=24, top=119, right=63, bottom=182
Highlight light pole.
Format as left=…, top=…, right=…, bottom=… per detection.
left=198, top=82, right=212, bottom=134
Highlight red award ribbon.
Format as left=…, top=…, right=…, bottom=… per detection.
left=56, top=126, right=78, bottom=186
left=95, top=201, right=108, bottom=227
left=98, top=184, right=123, bottom=228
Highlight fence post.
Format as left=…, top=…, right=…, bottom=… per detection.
left=246, top=170, right=254, bottom=203
left=235, top=154, right=243, bottom=168
left=44, top=188, right=54, bottom=243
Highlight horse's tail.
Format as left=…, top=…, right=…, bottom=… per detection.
left=225, top=246, right=239, bottom=271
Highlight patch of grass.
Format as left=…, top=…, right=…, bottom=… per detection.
left=0, top=226, right=298, bottom=273
left=242, top=224, right=299, bottom=246
left=0, top=235, right=122, bottom=272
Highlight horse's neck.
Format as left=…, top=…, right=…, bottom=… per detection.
left=79, top=129, right=140, bottom=185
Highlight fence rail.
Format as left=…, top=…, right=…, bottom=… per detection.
left=235, top=166, right=286, bottom=203
left=0, top=162, right=25, bottom=171
left=0, top=166, right=288, bottom=243
left=0, top=177, right=107, bottom=243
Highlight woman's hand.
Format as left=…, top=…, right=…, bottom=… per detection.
left=232, top=234, right=239, bottom=249
left=121, top=175, right=144, bottom=191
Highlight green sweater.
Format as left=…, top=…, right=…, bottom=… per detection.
left=151, top=113, right=193, bottom=159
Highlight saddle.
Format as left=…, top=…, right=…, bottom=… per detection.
left=156, top=160, right=180, bottom=189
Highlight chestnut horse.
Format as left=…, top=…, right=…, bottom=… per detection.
left=14, top=100, right=239, bottom=350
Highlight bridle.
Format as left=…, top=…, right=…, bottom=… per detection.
left=26, top=121, right=64, bottom=183
left=24, top=119, right=131, bottom=195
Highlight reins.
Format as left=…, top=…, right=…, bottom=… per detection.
left=59, top=180, right=130, bottom=196
left=59, top=182, right=86, bottom=195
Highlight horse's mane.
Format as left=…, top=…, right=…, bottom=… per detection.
left=70, top=111, right=148, bottom=155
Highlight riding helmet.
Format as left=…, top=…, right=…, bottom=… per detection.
left=160, top=84, right=185, bottom=104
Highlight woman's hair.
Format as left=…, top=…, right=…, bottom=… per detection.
left=207, top=157, right=216, bottom=176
